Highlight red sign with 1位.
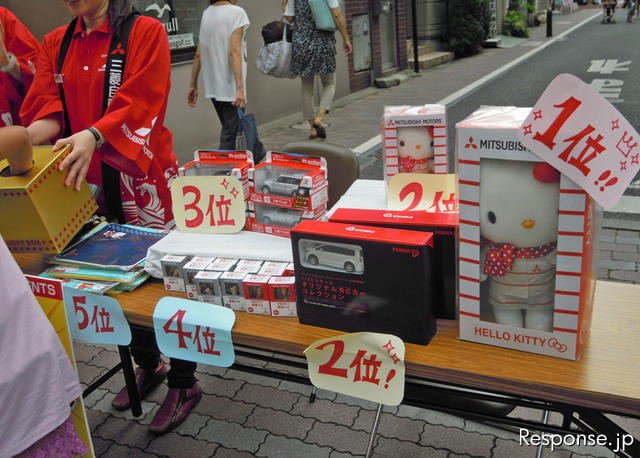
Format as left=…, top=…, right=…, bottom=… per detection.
left=518, top=73, right=639, bottom=208
left=387, top=173, right=457, bottom=213
left=170, top=175, right=246, bottom=233
left=62, top=286, right=132, bottom=345
left=304, top=332, right=405, bottom=406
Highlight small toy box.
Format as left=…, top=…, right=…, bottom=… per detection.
left=234, top=259, right=264, bottom=274
left=248, top=202, right=326, bottom=238
left=194, top=270, right=223, bottom=305
left=160, top=254, right=191, bottom=292
left=291, top=220, right=437, bottom=345
left=206, top=257, right=239, bottom=272
left=284, top=262, right=295, bottom=276
left=243, top=274, right=271, bottom=315
left=220, top=271, right=247, bottom=311
left=268, top=276, right=297, bottom=316
left=180, top=150, right=253, bottom=197
left=0, top=145, right=98, bottom=253
left=249, top=151, right=328, bottom=211
left=258, top=261, right=289, bottom=277
left=382, top=105, right=448, bottom=181
left=329, top=208, right=458, bottom=320
left=456, top=106, right=601, bottom=360
left=183, top=256, right=215, bottom=298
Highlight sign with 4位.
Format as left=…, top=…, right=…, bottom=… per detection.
left=518, top=73, right=640, bottom=209
left=304, top=332, right=405, bottom=406
left=153, top=297, right=236, bottom=367
left=170, top=175, right=246, bottom=234
left=387, top=173, right=457, bottom=213
left=62, top=286, right=131, bottom=346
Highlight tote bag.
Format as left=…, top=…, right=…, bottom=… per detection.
left=256, top=21, right=294, bottom=78
left=308, top=0, right=343, bottom=32
left=235, top=108, right=266, bottom=163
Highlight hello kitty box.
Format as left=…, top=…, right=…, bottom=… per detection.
left=456, top=106, right=601, bottom=360
left=382, top=105, right=448, bottom=181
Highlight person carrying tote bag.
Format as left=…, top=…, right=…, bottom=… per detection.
left=284, top=0, right=352, bottom=140
left=256, top=19, right=294, bottom=78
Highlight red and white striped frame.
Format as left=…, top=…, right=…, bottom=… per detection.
left=457, top=145, right=596, bottom=360
left=382, top=106, right=448, bottom=181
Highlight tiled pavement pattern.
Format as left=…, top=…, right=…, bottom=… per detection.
left=76, top=342, right=639, bottom=457
left=76, top=6, right=639, bottom=457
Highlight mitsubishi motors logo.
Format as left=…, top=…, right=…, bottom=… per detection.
left=465, top=136, right=478, bottom=149
left=111, top=43, right=125, bottom=55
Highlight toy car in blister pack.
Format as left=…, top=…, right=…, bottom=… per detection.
left=249, top=151, right=328, bottom=211
left=179, top=150, right=254, bottom=198
left=248, top=202, right=326, bottom=238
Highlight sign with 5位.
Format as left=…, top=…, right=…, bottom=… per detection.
left=304, top=332, right=405, bottom=406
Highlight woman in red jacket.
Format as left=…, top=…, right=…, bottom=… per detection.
left=21, top=0, right=199, bottom=435
left=0, top=7, right=40, bottom=127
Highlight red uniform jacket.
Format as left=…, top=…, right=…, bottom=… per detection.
left=0, top=7, right=40, bottom=126
left=20, top=16, right=179, bottom=229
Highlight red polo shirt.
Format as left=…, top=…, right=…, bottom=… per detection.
left=0, top=7, right=40, bottom=126
left=21, top=15, right=179, bottom=229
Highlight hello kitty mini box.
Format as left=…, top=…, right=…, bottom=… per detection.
left=456, top=106, right=601, bottom=360
left=382, top=105, right=448, bottom=181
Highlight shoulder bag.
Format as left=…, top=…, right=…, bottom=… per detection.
left=308, top=0, right=343, bottom=32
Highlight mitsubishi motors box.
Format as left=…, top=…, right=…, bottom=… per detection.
left=180, top=150, right=253, bottom=198
left=291, top=220, right=437, bottom=345
left=382, top=105, right=448, bottom=181
left=456, top=106, right=601, bottom=360
left=249, top=151, right=328, bottom=211
left=329, top=208, right=458, bottom=320
left=0, top=145, right=98, bottom=253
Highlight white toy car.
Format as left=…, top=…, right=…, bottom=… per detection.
left=260, top=173, right=306, bottom=197
left=304, top=242, right=364, bottom=273
left=261, top=206, right=302, bottom=228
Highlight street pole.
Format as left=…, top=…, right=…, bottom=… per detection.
left=412, top=0, right=419, bottom=74
left=547, top=0, right=553, bottom=37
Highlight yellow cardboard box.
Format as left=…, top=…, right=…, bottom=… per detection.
left=0, top=145, right=98, bottom=253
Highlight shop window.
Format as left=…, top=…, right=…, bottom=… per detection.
left=133, top=0, right=210, bottom=63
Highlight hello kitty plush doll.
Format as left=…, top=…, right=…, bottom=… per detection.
left=480, top=159, right=561, bottom=332
left=397, top=126, right=434, bottom=174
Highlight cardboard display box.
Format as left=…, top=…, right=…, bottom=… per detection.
left=291, top=220, right=437, bottom=345
left=382, top=105, right=448, bottom=180
left=329, top=208, right=458, bottom=320
left=194, top=270, right=223, bottom=305
left=160, top=254, right=191, bottom=292
left=0, top=145, right=98, bottom=253
left=248, top=201, right=326, bottom=238
left=220, top=271, right=247, bottom=311
left=456, top=106, right=601, bottom=360
left=243, top=274, right=271, bottom=315
left=249, top=152, right=328, bottom=211
left=180, top=150, right=253, bottom=198
left=183, top=256, right=215, bottom=299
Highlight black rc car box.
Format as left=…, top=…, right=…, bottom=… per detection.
left=291, top=220, right=437, bottom=345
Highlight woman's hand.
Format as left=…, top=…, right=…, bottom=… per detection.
left=187, top=85, right=198, bottom=107
left=54, top=129, right=96, bottom=191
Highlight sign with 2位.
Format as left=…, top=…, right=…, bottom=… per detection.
left=518, top=73, right=639, bottom=209
left=153, top=297, right=236, bottom=367
left=304, top=332, right=405, bottom=406
left=170, top=175, right=246, bottom=234
left=62, top=286, right=131, bottom=346
left=387, top=173, right=457, bottom=213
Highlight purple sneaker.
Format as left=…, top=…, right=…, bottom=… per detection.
left=111, top=360, right=167, bottom=410
left=148, top=383, right=202, bottom=435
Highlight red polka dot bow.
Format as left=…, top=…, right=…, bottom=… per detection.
left=481, top=239, right=557, bottom=277
left=399, top=157, right=429, bottom=173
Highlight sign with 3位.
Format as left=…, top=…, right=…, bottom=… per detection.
left=153, top=297, right=236, bottom=367
left=63, top=286, right=131, bottom=346
left=387, top=173, right=457, bottom=213
left=170, top=175, right=246, bottom=234
left=518, top=73, right=639, bottom=209
left=304, top=332, right=405, bottom=406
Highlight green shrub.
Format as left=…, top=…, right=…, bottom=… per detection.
left=503, top=0, right=535, bottom=37
left=447, top=0, right=491, bottom=57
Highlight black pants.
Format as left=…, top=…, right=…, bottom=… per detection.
left=130, top=328, right=197, bottom=389
left=211, top=99, right=239, bottom=150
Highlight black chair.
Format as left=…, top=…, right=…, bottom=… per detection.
left=281, top=140, right=359, bottom=210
